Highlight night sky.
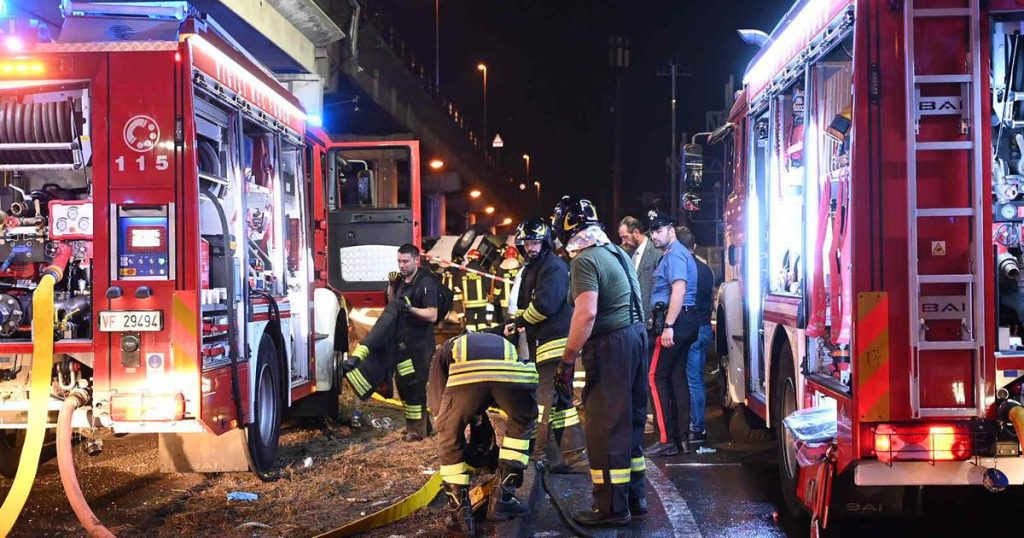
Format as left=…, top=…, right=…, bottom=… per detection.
left=367, top=0, right=794, bottom=221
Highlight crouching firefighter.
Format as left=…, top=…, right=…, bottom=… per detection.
left=513, top=217, right=586, bottom=471
left=428, top=331, right=539, bottom=534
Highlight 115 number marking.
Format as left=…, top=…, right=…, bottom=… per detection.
left=114, top=155, right=169, bottom=172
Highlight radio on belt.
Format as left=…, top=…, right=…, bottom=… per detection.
left=114, top=205, right=175, bottom=280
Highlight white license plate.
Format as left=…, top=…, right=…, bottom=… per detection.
left=98, top=310, right=163, bottom=332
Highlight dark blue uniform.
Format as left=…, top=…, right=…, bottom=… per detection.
left=649, top=240, right=700, bottom=448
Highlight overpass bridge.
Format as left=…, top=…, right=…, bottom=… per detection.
left=10, top=0, right=528, bottom=235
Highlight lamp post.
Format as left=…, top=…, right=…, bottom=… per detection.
left=533, top=181, right=541, bottom=201
left=434, top=0, right=440, bottom=88
left=522, top=153, right=530, bottom=180
left=477, top=63, right=488, bottom=149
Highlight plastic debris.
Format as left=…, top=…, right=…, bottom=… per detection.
left=226, top=491, right=259, bottom=502
left=371, top=417, right=394, bottom=430
left=303, top=456, right=313, bottom=468
left=696, top=446, right=717, bottom=455
left=234, top=522, right=271, bottom=531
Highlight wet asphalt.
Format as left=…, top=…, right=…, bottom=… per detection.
left=516, top=373, right=1024, bottom=538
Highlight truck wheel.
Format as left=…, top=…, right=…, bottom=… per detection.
left=773, top=345, right=804, bottom=517
left=720, top=353, right=769, bottom=443
left=247, top=334, right=282, bottom=474
left=0, top=430, right=24, bottom=478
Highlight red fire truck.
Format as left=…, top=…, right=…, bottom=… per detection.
left=708, top=0, right=1024, bottom=528
left=0, top=1, right=422, bottom=486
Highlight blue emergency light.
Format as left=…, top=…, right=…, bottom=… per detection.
left=60, top=1, right=188, bottom=21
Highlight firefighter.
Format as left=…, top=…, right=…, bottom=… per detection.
left=551, top=196, right=648, bottom=526
left=428, top=331, right=539, bottom=534
left=461, top=249, right=495, bottom=331
left=345, top=244, right=439, bottom=441
left=491, top=246, right=521, bottom=324
left=645, top=210, right=700, bottom=457
left=511, top=217, right=586, bottom=471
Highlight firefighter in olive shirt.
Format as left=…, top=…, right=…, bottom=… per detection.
left=551, top=196, right=648, bottom=527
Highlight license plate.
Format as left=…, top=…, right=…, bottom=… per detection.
left=98, top=310, right=163, bottom=332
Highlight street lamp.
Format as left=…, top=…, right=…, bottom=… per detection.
left=522, top=153, right=530, bottom=180
left=533, top=181, right=541, bottom=200
left=429, top=159, right=444, bottom=170
left=501, top=217, right=513, bottom=226
left=518, top=183, right=526, bottom=191
left=484, top=206, right=495, bottom=215
left=469, top=189, right=482, bottom=198
left=477, top=63, right=488, bottom=148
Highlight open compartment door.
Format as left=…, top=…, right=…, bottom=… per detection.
left=324, top=140, right=421, bottom=297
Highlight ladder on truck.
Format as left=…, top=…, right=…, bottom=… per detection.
left=904, top=0, right=986, bottom=418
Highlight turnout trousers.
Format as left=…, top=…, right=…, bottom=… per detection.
left=649, top=310, right=699, bottom=445
left=534, top=354, right=586, bottom=467
left=580, top=321, right=648, bottom=515
left=394, top=336, right=434, bottom=437
left=436, top=384, right=538, bottom=487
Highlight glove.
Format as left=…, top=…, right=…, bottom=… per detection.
left=351, top=344, right=370, bottom=361
left=387, top=271, right=400, bottom=282
left=554, top=360, right=575, bottom=397
left=514, top=314, right=529, bottom=329
left=397, top=296, right=412, bottom=313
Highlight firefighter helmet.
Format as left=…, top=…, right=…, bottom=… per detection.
left=465, top=249, right=482, bottom=261
left=551, top=195, right=600, bottom=243
left=515, top=217, right=552, bottom=246
left=499, top=246, right=520, bottom=270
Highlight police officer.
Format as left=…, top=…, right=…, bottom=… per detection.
left=512, top=218, right=586, bottom=471
left=645, top=211, right=700, bottom=457
left=551, top=196, right=648, bottom=526
left=428, top=331, right=539, bottom=534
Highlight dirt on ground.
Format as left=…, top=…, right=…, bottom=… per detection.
left=0, top=392, right=481, bottom=537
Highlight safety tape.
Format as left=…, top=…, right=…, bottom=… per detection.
left=426, top=256, right=512, bottom=284
left=0, top=272, right=57, bottom=534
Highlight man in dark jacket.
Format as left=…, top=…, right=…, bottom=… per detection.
left=512, top=218, right=586, bottom=471
left=677, top=225, right=714, bottom=444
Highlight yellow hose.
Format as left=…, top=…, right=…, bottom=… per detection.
left=1010, top=406, right=1024, bottom=453
left=0, top=268, right=59, bottom=535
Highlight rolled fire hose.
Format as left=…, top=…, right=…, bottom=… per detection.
left=0, top=244, right=71, bottom=535
left=57, top=390, right=114, bottom=537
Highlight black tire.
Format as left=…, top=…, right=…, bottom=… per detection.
left=0, top=429, right=24, bottom=478
left=719, top=351, right=769, bottom=444
left=727, top=404, right=771, bottom=444
left=0, top=427, right=56, bottom=478
left=247, top=334, right=282, bottom=474
left=773, top=345, right=804, bottom=517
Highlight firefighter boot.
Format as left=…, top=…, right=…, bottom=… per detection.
left=404, top=415, right=430, bottom=442
left=488, top=466, right=530, bottom=520
left=443, top=482, right=477, bottom=535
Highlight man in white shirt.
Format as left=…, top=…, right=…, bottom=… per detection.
left=619, top=216, right=664, bottom=436
left=618, top=216, right=662, bottom=324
